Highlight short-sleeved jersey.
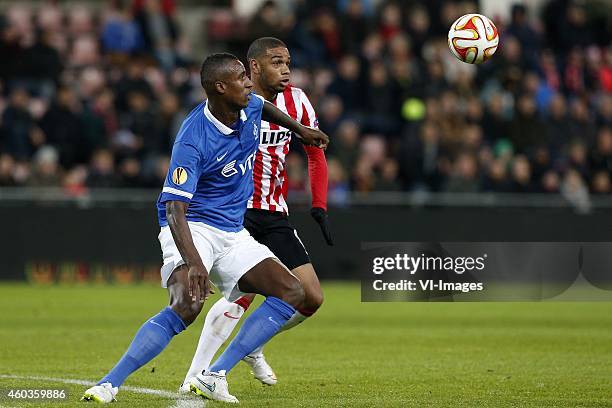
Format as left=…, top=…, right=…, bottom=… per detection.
left=157, top=94, right=264, bottom=232
left=249, top=85, right=318, bottom=214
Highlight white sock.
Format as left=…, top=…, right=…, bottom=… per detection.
left=183, top=297, right=245, bottom=383
left=248, top=311, right=308, bottom=357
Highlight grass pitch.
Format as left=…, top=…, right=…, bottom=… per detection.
left=0, top=282, right=611, bottom=407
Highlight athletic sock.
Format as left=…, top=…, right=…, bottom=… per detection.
left=248, top=310, right=310, bottom=357
left=183, top=296, right=250, bottom=382
left=99, top=307, right=186, bottom=387
left=208, top=297, right=295, bottom=374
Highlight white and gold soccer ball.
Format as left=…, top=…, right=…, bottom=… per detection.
left=448, top=13, right=499, bottom=64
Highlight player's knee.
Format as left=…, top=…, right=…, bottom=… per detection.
left=170, top=296, right=202, bottom=326
left=280, top=278, right=305, bottom=308
left=305, top=290, right=324, bottom=311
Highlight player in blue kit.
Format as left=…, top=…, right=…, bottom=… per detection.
left=81, top=53, right=328, bottom=404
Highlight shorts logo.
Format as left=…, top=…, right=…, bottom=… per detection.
left=172, top=167, right=188, bottom=185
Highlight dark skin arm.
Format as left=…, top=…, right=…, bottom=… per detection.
left=262, top=100, right=329, bottom=149
left=166, top=201, right=211, bottom=304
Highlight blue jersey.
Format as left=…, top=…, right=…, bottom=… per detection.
left=157, top=94, right=264, bottom=232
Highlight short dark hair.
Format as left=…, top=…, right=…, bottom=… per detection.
left=200, top=52, right=240, bottom=93
left=246, top=37, right=287, bottom=61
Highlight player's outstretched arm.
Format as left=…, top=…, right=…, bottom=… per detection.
left=166, top=201, right=211, bottom=304
left=262, top=100, right=329, bottom=149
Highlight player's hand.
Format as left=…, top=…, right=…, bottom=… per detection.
left=187, top=264, right=211, bottom=304
left=310, top=207, right=333, bottom=246
left=298, top=126, right=329, bottom=149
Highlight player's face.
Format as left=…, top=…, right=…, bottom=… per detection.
left=222, top=60, right=253, bottom=108
left=258, top=47, right=291, bottom=92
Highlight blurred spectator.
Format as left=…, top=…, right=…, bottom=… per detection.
left=399, top=121, right=442, bottom=191
left=545, top=93, right=571, bottom=151
left=482, top=93, right=509, bottom=142
left=540, top=170, right=561, bottom=193
left=505, top=4, right=540, bottom=66
left=23, top=29, right=62, bottom=84
left=338, top=0, right=370, bottom=55
left=63, top=165, right=88, bottom=196
left=28, top=145, right=61, bottom=187
left=510, top=95, right=546, bottom=153
left=1, top=88, right=36, bottom=160
left=40, top=87, right=86, bottom=168
left=482, top=159, right=510, bottom=192
left=589, top=127, right=612, bottom=173
left=327, top=157, right=350, bottom=204
left=591, top=170, right=610, bottom=195
left=119, top=90, right=159, bottom=157
left=134, top=0, right=179, bottom=70
left=560, top=168, right=591, bottom=214
left=118, top=157, right=143, bottom=188
left=86, top=149, right=117, bottom=188
left=509, top=155, right=535, bottom=193
left=327, top=55, right=362, bottom=111
left=443, top=152, right=479, bottom=193
left=0, top=154, right=16, bottom=186
left=101, top=0, right=144, bottom=55
left=114, top=60, right=154, bottom=111
left=286, top=153, right=307, bottom=193
left=373, top=158, right=401, bottom=191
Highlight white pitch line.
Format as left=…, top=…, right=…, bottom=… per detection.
left=0, top=374, right=206, bottom=407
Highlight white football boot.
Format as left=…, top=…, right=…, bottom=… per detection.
left=178, top=381, right=191, bottom=394
left=81, top=382, right=118, bottom=403
left=242, top=353, right=277, bottom=385
left=188, top=370, right=239, bottom=403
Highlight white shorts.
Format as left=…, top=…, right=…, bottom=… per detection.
left=158, top=221, right=276, bottom=302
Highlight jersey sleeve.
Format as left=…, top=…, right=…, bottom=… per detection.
left=299, top=90, right=328, bottom=209
left=304, top=145, right=329, bottom=210
left=159, top=140, right=202, bottom=203
left=299, top=91, right=319, bottom=128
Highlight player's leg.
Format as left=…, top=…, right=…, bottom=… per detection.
left=243, top=221, right=323, bottom=381
left=203, top=258, right=303, bottom=374
left=82, top=265, right=201, bottom=403
left=181, top=293, right=255, bottom=389
left=83, top=226, right=211, bottom=403
left=189, top=251, right=305, bottom=402
left=182, top=210, right=264, bottom=387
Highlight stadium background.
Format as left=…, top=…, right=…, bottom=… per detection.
left=0, top=0, right=610, bottom=282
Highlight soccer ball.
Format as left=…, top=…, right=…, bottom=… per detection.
left=448, top=13, right=499, bottom=64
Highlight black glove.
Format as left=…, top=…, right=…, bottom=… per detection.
left=310, top=207, right=333, bottom=246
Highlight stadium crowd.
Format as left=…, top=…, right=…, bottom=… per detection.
left=0, top=0, right=610, bottom=202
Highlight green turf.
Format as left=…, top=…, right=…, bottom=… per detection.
left=0, top=283, right=611, bottom=407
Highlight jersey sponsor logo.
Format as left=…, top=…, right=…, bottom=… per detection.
left=221, top=152, right=257, bottom=178
left=253, top=122, right=258, bottom=138
left=222, top=160, right=238, bottom=177
left=223, top=312, right=240, bottom=319
left=172, top=167, right=188, bottom=185
left=260, top=130, right=291, bottom=145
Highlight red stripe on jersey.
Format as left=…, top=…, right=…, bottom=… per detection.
left=251, top=150, right=265, bottom=209
left=274, top=143, right=289, bottom=207
left=301, top=99, right=310, bottom=126
left=273, top=141, right=290, bottom=209
left=284, top=86, right=298, bottom=121
left=266, top=145, right=279, bottom=212
left=269, top=96, right=280, bottom=130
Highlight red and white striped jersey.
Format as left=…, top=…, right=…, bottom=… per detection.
left=248, top=85, right=318, bottom=214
